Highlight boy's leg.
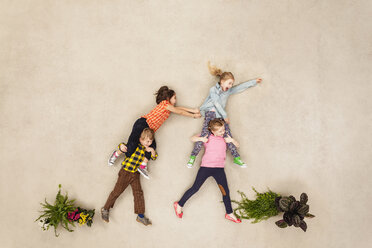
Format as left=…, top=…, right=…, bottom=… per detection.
left=130, top=173, right=152, bottom=226
left=103, top=169, right=131, bottom=210
left=211, top=169, right=233, bottom=214
left=130, top=172, right=145, bottom=214
left=178, top=167, right=210, bottom=207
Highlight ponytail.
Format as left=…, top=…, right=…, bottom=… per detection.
left=208, top=61, right=223, bottom=77
left=207, top=61, right=235, bottom=82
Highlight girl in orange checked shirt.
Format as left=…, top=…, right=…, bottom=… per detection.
left=108, top=86, right=201, bottom=179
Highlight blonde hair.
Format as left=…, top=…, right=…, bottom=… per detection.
left=208, top=119, right=225, bottom=133
left=140, top=128, right=155, bottom=140
left=208, top=61, right=234, bottom=82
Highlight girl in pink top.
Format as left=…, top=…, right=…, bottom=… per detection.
left=173, top=119, right=241, bottom=223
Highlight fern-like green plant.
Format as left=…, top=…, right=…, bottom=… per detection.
left=35, top=184, right=76, bottom=236
left=232, top=187, right=281, bottom=223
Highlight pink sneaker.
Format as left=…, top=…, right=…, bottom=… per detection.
left=225, top=214, right=241, bottom=223
left=173, top=202, right=183, bottom=218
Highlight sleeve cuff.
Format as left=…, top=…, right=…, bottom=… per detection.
left=151, top=153, right=158, bottom=160
left=118, top=143, right=127, bottom=151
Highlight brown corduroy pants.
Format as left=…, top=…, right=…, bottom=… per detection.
left=104, top=168, right=145, bottom=214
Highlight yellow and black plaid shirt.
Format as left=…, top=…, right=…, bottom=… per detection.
left=120, top=143, right=158, bottom=173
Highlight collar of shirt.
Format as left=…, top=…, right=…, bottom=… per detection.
left=215, top=82, right=221, bottom=91
left=215, top=82, right=229, bottom=95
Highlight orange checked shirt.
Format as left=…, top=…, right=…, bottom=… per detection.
left=142, top=100, right=171, bottom=132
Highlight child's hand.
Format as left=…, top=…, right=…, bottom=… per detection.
left=224, top=135, right=234, bottom=143
left=193, top=113, right=202, bottom=119
left=145, top=147, right=155, bottom=153
left=256, top=78, right=262, bottom=83
left=191, top=134, right=207, bottom=142
left=193, top=108, right=200, bottom=114
left=146, top=147, right=156, bottom=157
left=191, top=135, right=200, bottom=142
left=225, top=135, right=240, bottom=147
left=119, top=143, right=127, bottom=152
left=224, top=118, right=230, bottom=124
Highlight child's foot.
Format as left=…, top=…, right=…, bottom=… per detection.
left=233, top=157, right=247, bottom=168
left=138, top=167, right=150, bottom=179
left=225, top=213, right=241, bottom=223
left=173, top=202, right=183, bottom=218
left=136, top=215, right=152, bottom=226
left=108, top=151, right=119, bottom=166
left=187, top=155, right=196, bottom=168
left=101, top=207, right=110, bottom=222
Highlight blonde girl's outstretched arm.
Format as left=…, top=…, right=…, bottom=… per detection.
left=167, top=105, right=202, bottom=118
left=229, top=78, right=262, bottom=95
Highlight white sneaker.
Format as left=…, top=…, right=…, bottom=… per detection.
left=138, top=167, right=150, bottom=179
left=108, top=151, right=118, bottom=166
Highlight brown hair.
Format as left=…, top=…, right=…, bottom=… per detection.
left=208, top=118, right=225, bottom=133
left=155, top=86, right=176, bottom=104
left=140, top=128, right=155, bottom=140
left=208, top=61, right=234, bottom=83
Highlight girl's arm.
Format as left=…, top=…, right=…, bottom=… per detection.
left=224, top=135, right=240, bottom=148
left=229, top=78, right=262, bottom=95
left=167, top=105, right=201, bottom=118
left=190, top=134, right=208, bottom=143
left=176, top=106, right=200, bottom=114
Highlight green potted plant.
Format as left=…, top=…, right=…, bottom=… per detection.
left=35, top=184, right=95, bottom=236
left=233, top=188, right=315, bottom=232
left=232, top=188, right=280, bottom=223
left=274, top=193, right=315, bottom=232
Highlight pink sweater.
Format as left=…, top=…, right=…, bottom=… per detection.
left=200, top=134, right=227, bottom=168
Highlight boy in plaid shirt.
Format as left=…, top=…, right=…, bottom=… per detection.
left=101, top=128, right=157, bottom=226
left=108, top=86, right=201, bottom=179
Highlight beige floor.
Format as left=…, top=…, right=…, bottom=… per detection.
left=1, top=1, right=371, bottom=247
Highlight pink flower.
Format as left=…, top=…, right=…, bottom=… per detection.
left=67, top=212, right=74, bottom=220
left=74, top=213, right=80, bottom=220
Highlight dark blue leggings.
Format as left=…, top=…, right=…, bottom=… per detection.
left=124, top=117, right=156, bottom=160
left=178, top=167, right=232, bottom=214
